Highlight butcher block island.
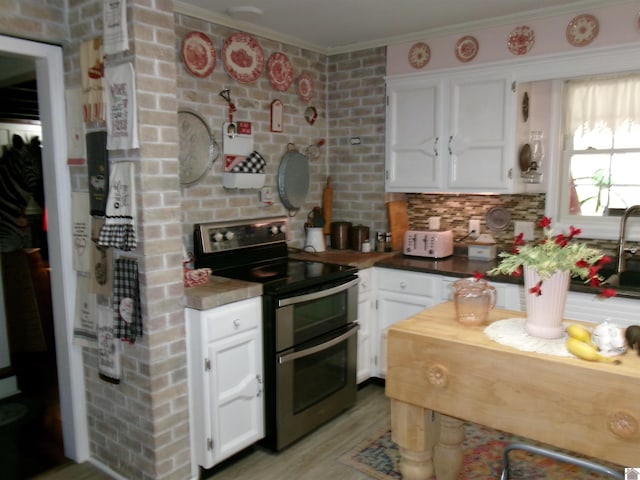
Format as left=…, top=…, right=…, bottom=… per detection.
left=385, top=302, right=638, bottom=480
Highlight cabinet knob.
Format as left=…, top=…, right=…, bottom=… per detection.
left=233, top=318, right=240, bottom=328
left=399, top=281, right=407, bottom=289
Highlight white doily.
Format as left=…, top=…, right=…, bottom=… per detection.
left=484, top=318, right=571, bottom=357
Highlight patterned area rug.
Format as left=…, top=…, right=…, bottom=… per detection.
left=338, top=422, right=623, bottom=479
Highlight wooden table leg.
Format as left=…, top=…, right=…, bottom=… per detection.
left=390, top=399, right=440, bottom=480
left=434, top=414, right=465, bottom=480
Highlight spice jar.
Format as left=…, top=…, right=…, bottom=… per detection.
left=384, top=232, right=393, bottom=252
left=376, top=232, right=386, bottom=252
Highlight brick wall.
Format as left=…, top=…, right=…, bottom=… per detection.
left=0, top=0, right=66, bottom=43
left=38, top=0, right=189, bottom=478
left=327, top=48, right=388, bottom=239
left=176, top=13, right=329, bottom=250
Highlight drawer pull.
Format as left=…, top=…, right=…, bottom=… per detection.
left=399, top=281, right=407, bottom=289
left=427, top=364, right=448, bottom=387
left=233, top=319, right=240, bottom=328
left=607, top=410, right=639, bottom=439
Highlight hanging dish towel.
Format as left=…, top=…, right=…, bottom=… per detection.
left=97, top=161, right=137, bottom=251
left=112, top=257, right=142, bottom=343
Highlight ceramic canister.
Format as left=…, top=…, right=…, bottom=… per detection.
left=331, top=221, right=352, bottom=250
left=350, top=225, right=370, bottom=251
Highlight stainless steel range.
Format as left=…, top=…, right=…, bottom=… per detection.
left=193, top=217, right=359, bottom=451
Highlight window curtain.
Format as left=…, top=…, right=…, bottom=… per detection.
left=564, top=74, right=640, bottom=135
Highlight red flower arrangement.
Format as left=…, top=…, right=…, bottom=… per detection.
left=485, top=217, right=616, bottom=298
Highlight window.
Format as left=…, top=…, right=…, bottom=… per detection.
left=562, top=74, right=640, bottom=217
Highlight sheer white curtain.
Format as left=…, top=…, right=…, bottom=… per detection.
left=564, top=74, right=640, bottom=135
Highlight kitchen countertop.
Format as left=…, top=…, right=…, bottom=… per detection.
left=184, top=276, right=263, bottom=310
left=288, top=248, right=397, bottom=269
left=183, top=250, right=640, bottom=309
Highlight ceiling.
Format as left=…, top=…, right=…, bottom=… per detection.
left=175, top=0, right=623, bottom=54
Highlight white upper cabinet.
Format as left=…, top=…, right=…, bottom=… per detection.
left=385, top=78, right=442, bottom=190
left=447, top=75, right=514, bottom=191
left=385, top=71, right=518, bottom=193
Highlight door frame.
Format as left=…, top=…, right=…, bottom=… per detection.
left=0, top=34, right=88, bottom=462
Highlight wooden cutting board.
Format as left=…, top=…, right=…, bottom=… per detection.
left=322, top=176, right=333, bottom=235
left=387, top=200, right=409, bottom=251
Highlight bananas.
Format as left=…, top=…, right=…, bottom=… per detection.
left=566, top=337, right=621, bottom=365
left=566, top=324, right=597, bottom=348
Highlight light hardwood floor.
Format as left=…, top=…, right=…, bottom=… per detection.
left=34, top=383, right=390, bottom=480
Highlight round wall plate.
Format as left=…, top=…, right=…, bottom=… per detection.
left=486, top=207, right=511, bottom=232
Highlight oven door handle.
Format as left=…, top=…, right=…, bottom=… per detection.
left=277, top=323, right=359, bottom=365
left=278, top=277, right=359, bottom=308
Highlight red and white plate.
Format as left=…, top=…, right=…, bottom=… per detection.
left=297, top=72, right=314, bottom=102
left=566, top=14, right=599, bottom=47
left=455, top=36, right=479, bottom=62
left=267, top=52, right=294, bottom=92
left=507, top=26, right=535, bottom=56
left=408, top=42, right=430, bottom=69
left=181, top=31, right=216, bottom=78
left=222, top=32, right=265, bottom=83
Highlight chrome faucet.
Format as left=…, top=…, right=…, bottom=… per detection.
left=616, top=205, right=640, bottom=273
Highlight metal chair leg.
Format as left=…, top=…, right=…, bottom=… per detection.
left=500, top=442, right=624, bottom=480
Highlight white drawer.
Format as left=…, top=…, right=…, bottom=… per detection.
left=201, top=297, right=262, bottom=341
left=377, top=269, right=437, bottom=296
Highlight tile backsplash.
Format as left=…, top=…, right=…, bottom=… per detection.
left=407, top=193, right=620, bottom=256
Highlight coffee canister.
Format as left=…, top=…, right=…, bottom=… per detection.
left=350, top=225, right=370, bottom=251
left=331, top=221, right=352, bottom=250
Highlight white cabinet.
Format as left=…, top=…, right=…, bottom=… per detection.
left=356, top=268, right=376, bottom=384
left=385, top=72, right=517, bottom=193
left=447, top=75, right=515, bottom=191
left=385, top=78, right=442, bottom=191
left=375, top=269, right=438, bottom=376
left=186, top=297, right=264, bottom=469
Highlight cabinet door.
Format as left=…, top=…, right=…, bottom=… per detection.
left=356, top=289, right=374, bottom=383
left=386, top=79, right=443, bottom=191
left=447, top=75, right=515, bottom=191
left=209, top=326, right=264, bottom=464
left=377, top=291, right=435, bottom=378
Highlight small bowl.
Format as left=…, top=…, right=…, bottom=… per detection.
left=184, top=267, right=212, bottom=287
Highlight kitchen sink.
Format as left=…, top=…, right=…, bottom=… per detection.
left=603, top=270, right=640, bottom=288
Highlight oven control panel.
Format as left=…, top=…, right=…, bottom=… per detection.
left=195, top=217, right=288, bottom=254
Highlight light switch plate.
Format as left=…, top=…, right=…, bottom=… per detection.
left=514, top=221, right=535, bottom=241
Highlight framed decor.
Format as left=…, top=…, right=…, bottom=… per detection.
left=270, top=99, right=283, bottom=133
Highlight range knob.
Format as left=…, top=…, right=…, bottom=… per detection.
left=213, top=232, right=223, bottom=242
left=225, top=231, right=235, bottom=241
left=270, top=225, right=279, bottom=235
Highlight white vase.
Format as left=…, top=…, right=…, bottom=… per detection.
left=523, top=266, right=570, bottom=339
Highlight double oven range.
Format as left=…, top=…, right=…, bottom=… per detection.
left=194, top=217, right=359, bottom=451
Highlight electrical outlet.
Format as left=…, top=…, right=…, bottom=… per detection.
left=469, top=219, right=481, bottom=238
left=514, top=221, right=535, bottom=241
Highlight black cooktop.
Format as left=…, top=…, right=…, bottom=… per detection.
left=212, top=258, right=357, bottom=295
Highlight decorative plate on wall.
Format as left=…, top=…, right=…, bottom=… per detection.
left=181, top=31, right=216, bottom=78
left=297, top=71, right=315, bottom=102
left=455, top=36, right=479, bottom=62
left=267, top=52, right=294, bottom=92
left=408, top=42, right=431, bottom=69
left=507, top=26, right=535, bottom=55
left=222, top=32, right=265, bottom=83
left=566, top=14, right=599, bottom=47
